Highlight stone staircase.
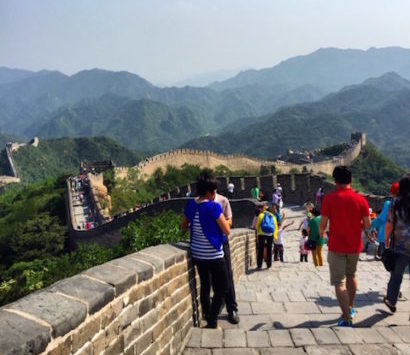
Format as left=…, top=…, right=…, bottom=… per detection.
left=183, top=207, right=410, bottom=355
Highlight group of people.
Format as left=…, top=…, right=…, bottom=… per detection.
left=181, top=166, right=410, bottom=329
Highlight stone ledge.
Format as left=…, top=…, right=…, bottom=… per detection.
left=50, top=275, right=115, bottom=314
left=4, top=291, right=87, bottom=337
left=83, top=263, right=136, bottom=296
left=0, top=310, right=51, bottom=355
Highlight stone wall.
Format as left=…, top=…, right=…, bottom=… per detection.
left=117, top=133, right=365, bottom=181
left=0, top=229, right=256, bottom=355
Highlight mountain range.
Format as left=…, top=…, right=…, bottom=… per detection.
left=1, top=47, right=410, bottom=165
left=184, top=72, right=410, bottom=168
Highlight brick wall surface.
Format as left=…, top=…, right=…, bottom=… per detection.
left=0, top=229, right=256, bottom=355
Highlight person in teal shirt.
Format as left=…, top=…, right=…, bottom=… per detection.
left=308, top=208, right=326, bottom=266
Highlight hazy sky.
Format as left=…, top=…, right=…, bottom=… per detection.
left=1, top=0, right=410, bottom=85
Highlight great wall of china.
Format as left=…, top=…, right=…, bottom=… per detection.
left=115, top=133, right=366, bottom=181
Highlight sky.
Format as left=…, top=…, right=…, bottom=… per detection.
left=1, top=0, right=410, bottom=85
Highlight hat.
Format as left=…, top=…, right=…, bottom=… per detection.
left=390, top=182, right=399, bottom=196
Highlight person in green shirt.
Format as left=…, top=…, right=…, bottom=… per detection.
left=251, top=185, right=259, bottom=200
left=308, top=208, right=326, bottom=266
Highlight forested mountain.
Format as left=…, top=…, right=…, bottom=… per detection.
left=3, top=137, right=142, bottom=183
left=0, top=67, right=37, bottom=85
left=27, top=96, right=205, bottom=152
left=210, top=47, right=410, bottom=92
left=184, top=73, right=410, bottom=168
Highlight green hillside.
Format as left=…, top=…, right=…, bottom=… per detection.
left=11, top=137, right=142, bottom=183
left=184, top=73, right=410, bottom=168
left=351, top=143, right=406, bottom=195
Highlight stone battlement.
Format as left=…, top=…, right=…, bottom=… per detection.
left=0, top=229, right=255, bottom=355
left=116, top=133, right=365, bottom=180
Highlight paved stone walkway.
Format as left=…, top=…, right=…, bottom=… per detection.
left=184, top=206, right=410, bottom=355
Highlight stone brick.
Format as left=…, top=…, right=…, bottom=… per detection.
left=201, top=329, right=223, bottom=348
left=284, top=302, right=321, bottom=314
left=104, top=318, right=120, bottom=347
left=311, top=328, right=340, bottom=345
left=50, top=274, right=114, bottom=314
left=139, top=245, right=180, bottom=269
left=101, top=297, right=123, bottom=328
left=305, top=345, right=352, bottom=355
left=84, top=263, right=136, bottom=296
left=268, top=329, right=294, bottom=347
left=246, top=330, right=270, bottom=347
left=375, top=327, right=403, bottom=343
left=73, top=341, right=93, bottom=355
left=0, top=310, right=51, bottom=355
left=72, top=315, right=101, bottom=352
left=153, top=318, right=165, bottom=338
left=159, top=327, right=173, bottom=349
left=134, top=331, right=153, bottom=355
left=141, top=309, right=159, bottom=333
left=214, top=350, right=259, bottom=355
left=355, top=328, right=385, bottom=344
left=47, top=336, right=71, bottom=355
left=333, top=328, right=363, bottom=344
left=109, top=256, right=154, bottom=283
left=391, top=325, right=410, bottom=343
left=128, top=252, right=164, bottom=273
left=290, top=328, right=317, bottom=347
left=102, top=334, right=124, bottom=355
left=91, top=329, right=106, bottom=354
left=186, top=327, right=201, bottom=348
left=119, top=303, right=139, bottom=329
left=183, top=349, right=211, bottom=355
left=349, top=344, right=400, bottom=355
left=224, top=329, right=247, bottom=347
left=6, top=291, right=87, bottom=337
left=139, top=294, right=158, bottom=317
left=171, top=330, right=183, bottom=354
left=261, top=349, right=305, bottom=355
left=123, top=319, right=142, bottom=348
left=124, top=344, right=135, bottom=355
left=393, top=343, right=410, bottom=355
left=251, top=301, right=285, bottom=314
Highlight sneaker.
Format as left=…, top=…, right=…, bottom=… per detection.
left=383, top=297, right=397, bottom=313
left=349, top=306, right=357, bottom=319
left=228, top=311, right=240, bottom=324
left=337, top=318, right=353, bottom=327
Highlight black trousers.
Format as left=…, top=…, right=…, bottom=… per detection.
left=223, top=241, right=238, bottom=313
left=257, top=235, right=273, bottom=268
left=300, top=254, right=308, bottom=262
left=194, top=258, right=228, bottom=326
left=274, top=243, right=284, bottom=262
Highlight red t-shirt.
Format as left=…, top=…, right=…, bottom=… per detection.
left=321, top=187, right=369, bottom=253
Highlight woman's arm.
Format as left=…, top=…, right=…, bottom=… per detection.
left=216, top=213, right=231, bottom=236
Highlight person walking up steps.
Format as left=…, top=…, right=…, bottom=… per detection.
left=256, top=206, right=277, bottom=269
left=308, top=208, right=325, bottom=267
left=383, top=176, right=410, bottom=313
left=319, top=166, right=371, bottom=327
left=274, top=220, right=295, bottom=262
left=299, top=229, right=310, bottom=262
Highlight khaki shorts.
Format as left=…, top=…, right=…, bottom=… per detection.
left=327, top=251, right=360, bottom=286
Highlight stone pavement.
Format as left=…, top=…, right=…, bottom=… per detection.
left=184, top=206, right=410, bottom=355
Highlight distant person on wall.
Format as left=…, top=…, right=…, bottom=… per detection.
left=227, top=182, right=235, bottom=199
left=251, top=184, right=259, bottom=200
left=383, top=176, right=410, bottom=313
left=299, top=229, right=310, bottom=262
left=181, top=172, right=231, bottom=329
left=259, top=189, right=267, bottom=202
left=272, top=189, right=280, bottom=208
left=308, top=208, right=325, bottom=267
left=371, top=182, right=399, bottom=259
left=315, top=187, right=324, bottom=210
left=319, top=166, right=371, bottom=327
left=214, top=192, right=240, bottom=324
left=277, top=183, right=283, bottom=208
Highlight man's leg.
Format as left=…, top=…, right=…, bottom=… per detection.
left=266, top=237, right=273, bottom=268
left=257, top=235, right=264, bottom=268
left=345, top=254, right=360, bottom=309
left=387, top=253, right=410, bottom=305
left=328, top=252, right=350, bottom=321
left=208, top=258, right=228, bottom=328
left=317, top=245, right=324, bottom=266
left=195, top=260, right=211, bottom=321
left=312, top=248, right=319, bottom=266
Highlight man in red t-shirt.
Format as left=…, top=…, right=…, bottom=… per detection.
left=320, top=166, right=371, bottom=326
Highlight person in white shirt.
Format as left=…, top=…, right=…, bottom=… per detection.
left=227, top=182, right=235, bottom=199
left=273, top=220, right=294, bottom=262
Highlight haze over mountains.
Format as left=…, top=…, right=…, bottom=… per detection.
left=1, top=47, right=410, bottom=167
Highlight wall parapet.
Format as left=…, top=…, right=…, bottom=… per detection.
left=0, top=229, right=256, bottom=355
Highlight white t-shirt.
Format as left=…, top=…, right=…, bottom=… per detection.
left=215, top=193, right=233, bottom=220
left=276, top=229, right=284, bottom=245
left=227, top=183, right=234, bottom=193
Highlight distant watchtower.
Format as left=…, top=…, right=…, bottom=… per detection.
left=351, top=132, right=366, bottom=148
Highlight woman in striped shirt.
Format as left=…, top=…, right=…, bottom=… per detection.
left=182, top=172, right=231, bottom=328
